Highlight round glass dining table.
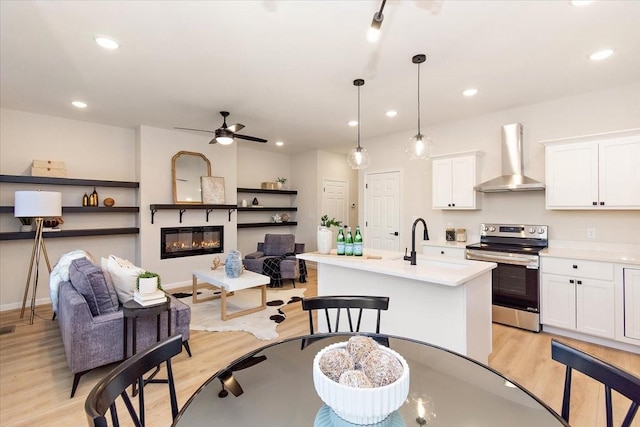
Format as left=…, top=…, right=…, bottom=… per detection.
left=172, top=333, right=567, bottom=426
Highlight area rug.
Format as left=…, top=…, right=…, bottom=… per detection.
left=175, top=287, right=306, bottom=340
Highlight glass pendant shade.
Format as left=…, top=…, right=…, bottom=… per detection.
left=348, top=146, right=371, bottom=169
left=405, top=134, right=433, bottom=160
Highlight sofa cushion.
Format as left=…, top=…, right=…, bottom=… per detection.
left=100, top=257, right=120, bottom=309
left=263, top=234, right=295, bottom=256
left=106, top=255, right=145, bottom=303
left=69, top=258, right=118, bottom=316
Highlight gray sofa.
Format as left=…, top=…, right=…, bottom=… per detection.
left=243, top=234, right=305, bottom=287
left=57, top=280, right=191, bottom=397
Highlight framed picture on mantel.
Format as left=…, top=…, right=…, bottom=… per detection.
left=201, top=176, right=226, bottom=204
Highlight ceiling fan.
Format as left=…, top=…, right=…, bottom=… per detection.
left=175, top=111, right=267, bottom=145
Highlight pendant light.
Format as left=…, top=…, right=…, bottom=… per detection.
left=406, top=54, right=433, bottom=160
left=347, top=79, right=371, bottom=170
left=367, top=0, right=387, bottom=43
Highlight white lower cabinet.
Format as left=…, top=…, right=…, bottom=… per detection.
left=541, top=258, right=615, bottom=339
left=624, top=268, right=640, bottom=340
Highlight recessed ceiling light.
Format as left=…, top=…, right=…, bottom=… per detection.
left=386, top=110, right=397, bottom=117
left=275, top=141, right=284, bottom=146
left=71, top=101, right=87, bottom=108
left=589, top=49, right=614, bottom=61
left=94, top=35, right=120, bottom=50
left=571, top=0, right=594, bottom=6
left=348, top=120, right=358, bottom=127
left=463, top=88, right=478, bottom=97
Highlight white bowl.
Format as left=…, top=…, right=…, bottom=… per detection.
left=312, top=341, right=410, bottom=425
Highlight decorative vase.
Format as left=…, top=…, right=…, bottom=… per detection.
left=225, top=250, right=244, bottom=278
left=276, top=182, right=283, bottom=190
left=138, top=277, right=158, bottom=295
left=317, top=226, right=333, bottom=255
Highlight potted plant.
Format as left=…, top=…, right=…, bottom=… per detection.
left=136, top=271, right=162, bottom=295
left=276, top=177, right=287, bottom=189
left=318, top=215, right=343, bottom=254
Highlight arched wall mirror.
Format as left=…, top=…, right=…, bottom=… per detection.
left=172, top=151, right=211, bottom=204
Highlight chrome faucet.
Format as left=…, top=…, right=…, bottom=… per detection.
left=404, top=218, right=429, bottom=265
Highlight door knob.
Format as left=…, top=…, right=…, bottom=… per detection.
left=389, top=232, right=399, bottom=236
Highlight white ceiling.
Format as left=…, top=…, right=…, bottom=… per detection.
left=1, top=1, right=639, bottom=154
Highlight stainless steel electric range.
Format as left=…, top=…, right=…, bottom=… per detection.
left=466, top=223, right=548, bottom=332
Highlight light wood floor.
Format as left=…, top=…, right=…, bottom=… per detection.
left=1, top=268, right=638, bottom=426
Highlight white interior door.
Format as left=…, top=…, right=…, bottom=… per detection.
left=322, top=179, right=348, bottom=228
left=365, top=171, right=400, bottom=251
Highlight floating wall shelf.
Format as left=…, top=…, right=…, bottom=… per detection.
left=149, top=204, right=237, bottom=224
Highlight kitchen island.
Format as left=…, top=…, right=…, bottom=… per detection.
left=297, top=250, right=497, bottom=363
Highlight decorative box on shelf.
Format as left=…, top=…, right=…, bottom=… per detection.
left=31, top=159, right=67, bottom=178
left=261, top=182, right=278, bottom=190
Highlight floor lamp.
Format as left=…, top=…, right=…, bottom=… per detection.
left=14, top=191, right=62, bottom=324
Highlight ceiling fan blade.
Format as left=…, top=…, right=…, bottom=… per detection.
left=236, top=134, right=268, bottom=143
left=209, top=138, right=217, bottom=144
left=174, top=127, right=216, bottom=134
left=228, top=123, right=245, bottom=133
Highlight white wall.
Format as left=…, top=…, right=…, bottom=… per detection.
left=236, top=146, right=295, bottom=255
left=137, top=126, right=238, bottom=288
left=0, top=109, right=138, bottom=309
left=359, top=83, right=640, bottom=250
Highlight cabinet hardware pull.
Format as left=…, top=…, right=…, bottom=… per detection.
left=593, top=201, right=597, bottom=205
left=600, top=201, right=605, bottom=205
left=577, top=280, right=582, bottom=285
left=572, top=264, right=578, bottom=269
left=570, top=279, right=574, bottom=283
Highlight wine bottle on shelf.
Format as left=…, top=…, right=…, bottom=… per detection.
left=354, top=225, right=363, bottom=256
left=90, top=187, right=99, bottom=207
left=345, top=226, right=354, bottom=256
left=336, top=227, right=345, bottom=255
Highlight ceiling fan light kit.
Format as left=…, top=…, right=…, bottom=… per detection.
left=175, top=111, right=267, bottom=145
left=406, top=54, right=433, bottom=160
left=348, top=78, right=371, bottom=170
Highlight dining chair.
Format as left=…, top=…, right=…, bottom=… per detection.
left=85, top=334, right=183, bottom=427
left=301, top=295, right=390, bottom=348
left=551, top=339, right=640, bottom=427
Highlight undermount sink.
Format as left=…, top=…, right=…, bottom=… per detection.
left=391, top=255, right=467, bottom=270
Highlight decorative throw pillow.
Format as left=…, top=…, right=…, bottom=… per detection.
left=100, top=257, right=120, bottom=309
left=263, top=234, right=295, bottom=256
left=106, top=255, right=145, bottom=303
left=49, top=249, right=95, bottom=313
left=69, top=258, right=118, bottom=316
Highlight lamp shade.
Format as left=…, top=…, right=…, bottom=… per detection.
left=14, top=191, right=62, bottom=218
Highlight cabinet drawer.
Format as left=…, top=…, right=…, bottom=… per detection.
left=541, top=257, right=614, bottom=281
left=423, top=246, right=465, bottom=259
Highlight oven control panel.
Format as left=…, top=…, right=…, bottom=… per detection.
left=480, top=223, right=548, bottom=239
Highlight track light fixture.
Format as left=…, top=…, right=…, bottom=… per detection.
left=367, top=0, right=387, bottom=43
left=347, top=79, right=370, bottom=170
left=406, top=54, right=433, bottom=160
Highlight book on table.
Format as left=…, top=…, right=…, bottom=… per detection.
left=133, top=290, right=167, bottom=306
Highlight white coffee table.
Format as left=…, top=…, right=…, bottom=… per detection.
left=191, top=269, right=270, bottom=321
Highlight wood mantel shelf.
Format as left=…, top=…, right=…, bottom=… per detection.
left=149, top=204, right=238, bottom=224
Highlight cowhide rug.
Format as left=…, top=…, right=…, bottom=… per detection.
left=174, top=287, right=306, bottom=340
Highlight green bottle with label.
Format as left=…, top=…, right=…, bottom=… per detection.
left=345, top=226, right=354, bottom=256
left=336, top=227, right=345, bottom=255
left=354, top=225, right=363, bottom=256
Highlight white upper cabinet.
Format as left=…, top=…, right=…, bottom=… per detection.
left=431, top=151, right=483, bottom=210
left=543, top=131, right=640, bottom=209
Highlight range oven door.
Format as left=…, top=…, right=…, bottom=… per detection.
left=491, top=263, right=539, bottom=312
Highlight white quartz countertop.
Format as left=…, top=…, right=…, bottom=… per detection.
left=421, top=240, right=477, bottom=249
left=540, top=247, right=640, bottom=266
left=297, top=249, right=496, bottom=286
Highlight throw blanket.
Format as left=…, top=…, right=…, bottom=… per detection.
left=49, top=249, right=95, bottom=313
left=262, top=253, right=307, bottom=288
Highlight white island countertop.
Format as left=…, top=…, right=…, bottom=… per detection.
left=297, top=249, right=496, bottom=287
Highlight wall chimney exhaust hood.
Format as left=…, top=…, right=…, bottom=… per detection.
left=475, top=123, right=545, bottom=192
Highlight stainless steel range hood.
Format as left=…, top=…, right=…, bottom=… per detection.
left=475, top=123, right=545, bottom=192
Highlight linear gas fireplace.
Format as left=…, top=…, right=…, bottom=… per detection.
left=161, top=226, right=224, bottom=259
